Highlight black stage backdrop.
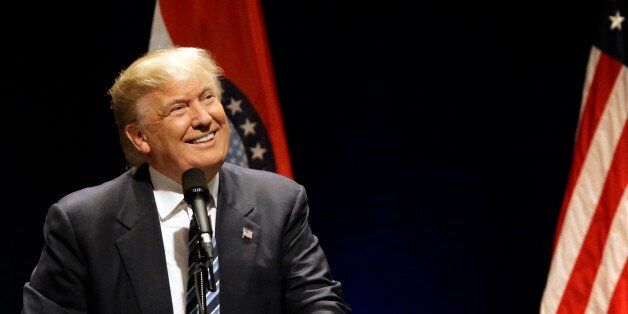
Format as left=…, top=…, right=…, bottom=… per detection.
left=4, top=1, right=599, bottom=313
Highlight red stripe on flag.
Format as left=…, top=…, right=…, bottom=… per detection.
left=557, top=116, right=628, bottom=312
left=158, top=0, right=293, bottom=178
left=608, top=260, right=628, bottom=313
left=552, top=53, right=624, bottom=252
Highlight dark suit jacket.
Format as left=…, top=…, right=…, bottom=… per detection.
left=23, top=163, right=350, bottom=313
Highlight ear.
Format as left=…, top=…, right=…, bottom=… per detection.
left=125, top=123, right=150, bottom=154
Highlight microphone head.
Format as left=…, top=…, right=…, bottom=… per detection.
left=182, top=168, right=210, bottom=202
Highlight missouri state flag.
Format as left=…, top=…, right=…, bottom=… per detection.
left=148, top=0, right=293, bottom=178
left=540, top=0, right=628, bottom=312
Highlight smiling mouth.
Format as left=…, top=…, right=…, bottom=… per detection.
left=190, top=132, right=215, bottom=144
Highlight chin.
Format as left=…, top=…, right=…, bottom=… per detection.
left=196, top=155, right=226, bottom=168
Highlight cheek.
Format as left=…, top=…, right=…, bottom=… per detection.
left=160, top=118, right=189, bottom=134
left=211, top=106, right=229, bottom=125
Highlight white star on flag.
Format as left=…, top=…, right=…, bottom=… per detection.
left=249, top=143, right=267, bottom=160
left=226, top=98, right=243, bottom=115
left=609, top=10, right=625, bottom=30
left=240, top=119, right=258, bottom=136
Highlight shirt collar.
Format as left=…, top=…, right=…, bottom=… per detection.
left=149, top=166, right=219, bottom=220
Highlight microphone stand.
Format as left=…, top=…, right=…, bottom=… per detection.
left=191, top=217, right=216, bottom=314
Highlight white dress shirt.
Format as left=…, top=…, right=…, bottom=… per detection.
left=149, top=166, right=218, bottom=314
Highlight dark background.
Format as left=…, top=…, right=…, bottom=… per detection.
left=4, top=0, right=601, bottom=313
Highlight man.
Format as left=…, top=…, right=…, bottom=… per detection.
left=23, top=47, right=351, bottom=313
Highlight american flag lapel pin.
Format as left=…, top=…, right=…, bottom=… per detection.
left=242, top=227, right=253, bottom=239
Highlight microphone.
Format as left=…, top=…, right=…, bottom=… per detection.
left=182, top=168, right=214, bottom=261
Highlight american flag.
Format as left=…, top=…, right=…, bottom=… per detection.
left=540, top=0, right=628, bottom=312
left=148, top=0, right=293, bottom=178
left=242, top=227, right=253, bottom=240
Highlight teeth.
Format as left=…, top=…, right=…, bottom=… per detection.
left=192, top=132, right=215, bottom=143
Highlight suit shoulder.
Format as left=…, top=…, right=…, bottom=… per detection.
left=221, top=162, right=298, bottom=187
left=55, top=167, right=138, bottom=211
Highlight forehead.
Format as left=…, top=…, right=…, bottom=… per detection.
left=136, top=76, right=218, bottom=111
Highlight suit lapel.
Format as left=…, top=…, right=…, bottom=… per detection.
left=216, top=166, right=261, bottom=303
left=115, top=165, right=174, bottom=313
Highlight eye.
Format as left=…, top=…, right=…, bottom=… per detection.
left=203, top=94, right=215, bottom=103
left=169, top=103, right=188, bottom=116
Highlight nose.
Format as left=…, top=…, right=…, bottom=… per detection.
left=189, top=102, right=212, bottom=128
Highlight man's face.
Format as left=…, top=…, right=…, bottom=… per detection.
left=126, top=75, right=230, bottom=182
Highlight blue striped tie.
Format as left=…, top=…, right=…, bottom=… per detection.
left=187, top=211, right=220, bottom=314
